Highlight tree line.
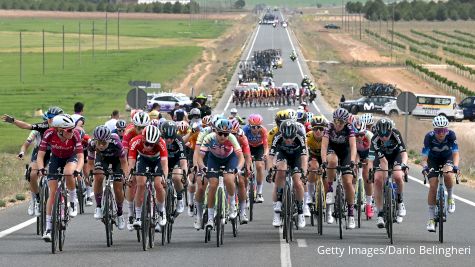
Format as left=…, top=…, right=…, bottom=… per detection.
left=346, top=0, right=475, bottom=21
left=0, top=0, right=201, bottom=14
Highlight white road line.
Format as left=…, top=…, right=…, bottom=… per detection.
left=279, top=227, right=292, bottom=267
left=297, top=239, right=308, bottom=248
left=408, top=175, right=475, bottom=207
left=0, top=218, right=36, bottom=239
left=223, top=25, right=261, bottom=112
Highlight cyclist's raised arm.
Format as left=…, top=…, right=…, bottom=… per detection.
left=2, top=114, right=33, bottom=129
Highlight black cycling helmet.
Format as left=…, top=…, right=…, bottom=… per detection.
left=45, top=106, right=64, bottom=119
left=116, top=119, right=127, bottom=129
left=279, top=120, right=299, bottom=139
left=374, top=118, right=394, bottom=136
left=160, top=121, right=177, bottom=138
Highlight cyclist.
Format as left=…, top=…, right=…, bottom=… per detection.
left=183, top=121, right=202, bottom=216
left=243, top=114, right=269, bottom=203
left=37, top=114, right=84, bottom=242
left=173, top=108, right=188, bottom=122
left=189, top=108, right=202, bottom=125
left=2, top=107, right=63, bottom=217
left=229, top=108, right=244, bottom=125
left=71, top=102, right=85, bottom=128
left=422, top=116, right=459, bottom=232
left=267, top=120, right=307, bottom=229
left=305, top=115, right=329, bottom=220
left=361, top=113, right=375, bottom=131
left=87, top=126, right=128, bottom=230
left=122, top=111, right=150, bottom=230
left=160, top=121, right=188, bottom=215
left=113, top=119, right=127, bottom=141
left=353, top=117, right=375, bottom=219
left=368, top=118, right=408, bottom=228
left=321, top=108, right=357, bottom=229
left=128, top=125, right=168, bottom=228
left=230, top=119, right=252, bottom=223
left=198, top=119, right=245, bottom=228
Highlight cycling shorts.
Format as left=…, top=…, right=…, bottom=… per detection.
left=327, top=144, right=352, bottom=175
left=48, top=154, right=78, bottom=181
left=136, top=155, right=163, bottom=175
left=94, top=154, right=121, bottom=174
left=250, top=145, right=265, bottom=161
left=428, top=155, right=454, bottom=180
left=206, top=152, right=238, bottom=179
left=276, top=152, right=303, bottom=171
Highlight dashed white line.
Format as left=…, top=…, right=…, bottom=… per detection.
left=279, top=227, right=292, bottom=267
left=0, top=218, right=36, bottom=239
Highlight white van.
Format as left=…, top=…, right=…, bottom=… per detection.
left=382, top=94, right=464, bottom=121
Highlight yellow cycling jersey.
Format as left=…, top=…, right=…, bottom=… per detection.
left=267, top=126, right=279, bottom=147
left=178, top=129, right=191, bottom=136
left=306, top=131, right=322, bottom=157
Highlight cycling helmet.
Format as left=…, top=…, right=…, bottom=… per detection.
left=202, top=115, right=212, bottom=127
left=177, top=120, right=190, bottom=133
left=375, top=118, right=394, bottom=136
left=311, top=115, right=327, bottom=127
left=191, top=122, right=202, bottom=133
left=230, top=119, right=240, bottom=134
left=347, top=114, right=357, bottom=124
left=248, top=114, right=263, bottom=126
left=93, top=125, right=112, bottom=141
left=230, top=108, right=238, bottom=114
left=361, top=113, right=375, bottom=125
left=296, top=110, right=307, bottom=122
left=143, top=125, right=160, bottom=143
left=161, top=121, right=178, bottom=138
left=157, top=118, right=167, bottom=128
left=301, top=102, right=307, bottom=107
left=130, top=109, right=143, bottom=120
left=46, top=106, right=64, bottom=119
left=42, top=113, right=48, bottom=121
left=333, top=108, right=350, bottom=121
left=352, top=117, right=367, bottom=134
left=211, top=114, right=225, bottom=128
left=305, top=112, right=314, bottom=124
left=133, top=111, right=150, bottom=127
left=116, top=119, right=127, bottom=129
left=279, top=120, right=299, bottom=139
left=149, top=110, right=160, bottom=120
left=52, top=114, right=75, bottom=129
left=214, top=119, right=232, bottom=133
left=150, top=119, right=160, bottom=127
left=275, top=110, right=287, bottom=124
left=432, top=115, right=449, bottom=128
left=190, top=108, right=201, bottom=117
left=287, top=109, right=297, bottom=121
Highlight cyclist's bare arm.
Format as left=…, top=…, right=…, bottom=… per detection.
left=320, top=137, right=329, bottom=163
left=2, top=115, right=33, bottom=129
left=76, top=153, right=84, bottom=173
left=120, top=157, right=129, bottom=178
left=349, top=136, right=357, bottom=162
left=161, top=158, right=169, bottom=179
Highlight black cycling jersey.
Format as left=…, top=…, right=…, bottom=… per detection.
left=87, top=134, right=125, bottom=160
left=31, top=121, right=50, bottom=136
left=269, top=131, right=307, bottom=156
left=324, top=122, right=355, bottom=147
left=166, top=135, right=187, bottom=160
left=369, top=128, right=406, bottom=160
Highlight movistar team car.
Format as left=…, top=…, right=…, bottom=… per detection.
left=339, top=96, right=396, bottom=114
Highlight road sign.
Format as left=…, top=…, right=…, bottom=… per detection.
left=150, top=83, right=161, bottom=89
left=128, top=80, right=151, bottom=87
left=126, top=88, right=147, bottom=109
left=396, top=92, right=417, bottom=112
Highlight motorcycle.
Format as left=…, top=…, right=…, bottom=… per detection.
left=290, top=54, right=297, bottom=62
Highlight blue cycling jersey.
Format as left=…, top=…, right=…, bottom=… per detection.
left=422, top=130, right=458, bottom=160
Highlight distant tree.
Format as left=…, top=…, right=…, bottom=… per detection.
left=96, top=1, right=105, bottom=11
left=469, top=4, right=475, bottom=19
left=458, top=4, right=470, bottom=20
left=172, top=1, right=182, bottom=13
left=435, top=4, right=447, bottom=21
left=234, top=0, right=245, bottom=9
left=163, top=2, right=172, bottom=13
left=448, top=8, right=459, bottom=20
left=152, top=3, right=162, bottom=13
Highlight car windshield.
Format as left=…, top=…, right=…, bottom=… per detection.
left=357, top=97, right=366, bottom=102
left=176, top=96, right=190, bottom=101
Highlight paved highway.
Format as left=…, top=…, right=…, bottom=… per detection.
left=0, top=11, right=474, bottom=267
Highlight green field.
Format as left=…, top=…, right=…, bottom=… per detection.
left=0, top=17, right=232, bottom=153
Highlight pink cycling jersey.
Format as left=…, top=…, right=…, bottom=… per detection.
left=39, top=128, right=83, bottom=158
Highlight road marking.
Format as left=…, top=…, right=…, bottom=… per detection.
left=408, top=175, right=475, bottom=207
left=223, top=25, right=261, bottom=112
left=0, top=218, right=36, bottom=239
left=279, top=227, right=292, bottom=267
left=297, top=239, right=308, bottom=247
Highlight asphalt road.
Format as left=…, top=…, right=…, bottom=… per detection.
left=1, top=11, right=474, bottom=267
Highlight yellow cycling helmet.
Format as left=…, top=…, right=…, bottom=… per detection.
left=275, top=110, right=287, bottom=125
left=311, top=115, right=327, bottom=127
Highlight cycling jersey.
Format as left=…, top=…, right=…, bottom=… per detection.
left=269, top=132, right=307, bottom=156
left=324, top=122, right=355, bottom=147
left=422, top=130, right=458, bottom=161
left=165, top=135, right=187, bottom=160
left=369, top=129, right=406, bottom=160
left=356, top=130, right=373, bottom=152
left=242, top=125, right=269, bottom=149
left=195, top=126, right=213, bottom=147
left=186, top=131, right=200, bottom=149
left=178, top=128, right=191, bottom=137
left=128, top=136, right=168, bottom=160
left=200, top=132, right=242, bottom=159
left=26, top=130, right=42, bottom=148
left=306, top=131, right=322, bottom=158
left=31, top=121, right=50, bottom=136
left=122, top=126, right=141, bottom=151
left=39, top=128, right=83, bottom=158
left=267, top=126, right=279, bottom=147
left=87, top=134, right=125, bottom=160
left=71, top=114, right=85, bottom=126
left=234, top=132, right=251, bottom=156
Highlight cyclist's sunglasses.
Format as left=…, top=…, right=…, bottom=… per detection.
left=116, top=129, right=125, bottom=133
left=218, top=132, right=229, bottom=137
left=380, top=131, right=392, bottom=137
left=191, top=115, right=200, bottom=119
left=61, top=128, right=74, bottom=134
left=334, top=119, right=346, bottom=125
left=251, top=125, right=261, bottom=130
left=312, top=126, right=324, bottom=132
left=144, top=141, right=155, bottom=147
left=434, top=128, right=448, bottom=135
left=135, top=126, right=145, bottom=131
left=97, top=140, right=109, bottom=146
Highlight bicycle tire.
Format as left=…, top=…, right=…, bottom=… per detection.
left=310, top=203, right=315, bottom=227
left=289, top=190, right=294, bottom=242
left=336, top=184, right=343, bottom=240
left=148, top=198, right=155, bottom=249
left=40, top=179, right=48, bottom=236
left=386, top=185, right=394, bottom=244
left=141, top=189, right=150, bottom=251
left=59, top=190, right=68, bottom=252
left=249, top=177, right=255, bottom=222
left=104, top=188, right=113, bottom=247
left=77, top=180, right=84, bottom=215
left=317, top=180, right=323, bottom=235
left=357, top=178, right=363, bottom=229
left=166, top=186, right=175, bottom=244
left=51, top=190, right=61, bottom=254
left=216, top=187, right=223, bottom=247
left=438, top=190, right=444, bottom=243
left=284, top=183, right=291, bottom=243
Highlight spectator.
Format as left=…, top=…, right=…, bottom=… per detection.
left=340, top=94, right=346, bottom=103
left=71, top=102, right=85, bottom=128
left=105, top=110, right=120, bottom=131
left=169, top=103, right=180, bottom=118
left=149, top=103, right=161, bottom=112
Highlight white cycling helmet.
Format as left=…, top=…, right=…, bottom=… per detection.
left=133, top=111, right=150, bottom=127
left=143, top=125, right=160, bottom=143
left=230, top=108, right=238, bottom=114
left=52, top=114, right=75, bottom=129
left=432, top=115, right=449, bottom=128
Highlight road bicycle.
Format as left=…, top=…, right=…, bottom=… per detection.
left=203, top=166, right=228, bottom=247
left=423, top=166, right=459, bottom=243
left=162, top=170, right=187, bottom=244
left=323, top=165, right=349, bottom=240
left=354, top=161, right=367, bottom=228
left=307, top=169, right=325, bottom=235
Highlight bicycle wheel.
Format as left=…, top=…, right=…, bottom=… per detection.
left=77, top=179, right=84, bottom=215
left=283, top=183, right=291, bottom=243
left=310, top=203, right=315, bottom=227
left=317, top=180, right=323, bottom=235
left=357, top=178, right=363, bottom=229
left=385, top=185, right=394, bottom=244
left=438, top=190, right=445, bottom=243
left=141, top=189, right=150, bottom=251
left=51, top=190, right=61, bottom=254
left=148, top=199, right=155, bottom=249
left=39, top=181, right=47, bottom=236
left=336, top=184, right=343, bottom=240
left=104, top=188, right=113, bottom=247
left=249, top=178, right=255, bottom=222
left=166, top=187, right=175, bottom=244
left=216, top=187, right=223, bottom=247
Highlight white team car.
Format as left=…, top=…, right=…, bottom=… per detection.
left=147, top=92, right=192, bottom=112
